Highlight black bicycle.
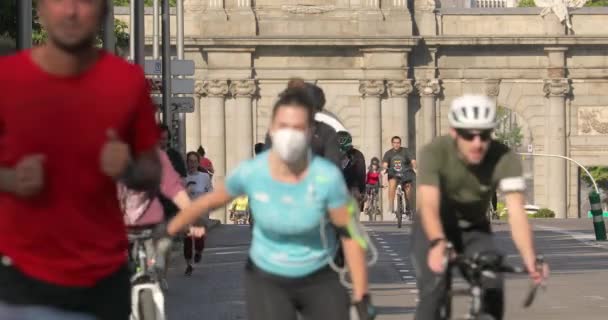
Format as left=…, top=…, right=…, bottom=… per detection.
left=440, top=242, right=545, bottom=320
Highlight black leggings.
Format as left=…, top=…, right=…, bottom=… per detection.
left=244, top=260, right=350, bottom=320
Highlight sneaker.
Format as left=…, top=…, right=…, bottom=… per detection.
left=194, top=253, right=202, bottom=264
left=185, top=264, right=193, bottom=276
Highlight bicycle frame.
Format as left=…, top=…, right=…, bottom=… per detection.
left=128, top=230, right=168, bottom=320
left=441, top=243, right=544, bottom=320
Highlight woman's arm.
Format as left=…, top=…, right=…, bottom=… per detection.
left=329, top=206, right=368, bottom=301
left=167, top=184, right=234, bottom=236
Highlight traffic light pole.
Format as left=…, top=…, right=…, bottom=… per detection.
left=17, top=0, right=33, bottom=50
left=102, top=0, right=115, bottom=53
left=176, top=0, right=186, bottom=155
left=161, top=0, right=172, bottom=127
left=133, top=0, right=145, bottom=67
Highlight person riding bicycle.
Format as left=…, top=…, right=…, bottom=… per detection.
left=413, top=94, right=549, bottom=320
left=337, top=131, right=367, bottom=211
left=167, top=83, right=375, bottom=320
left=382, top=136, right=416, bottom=217
left=229, top=195, right=251, bottom=224
left=120, top=148, right=202, bottom=290
left=364, top=158, right=382, bottom=209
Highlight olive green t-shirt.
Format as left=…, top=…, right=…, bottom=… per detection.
left=418, top=136, right=525, bottom=224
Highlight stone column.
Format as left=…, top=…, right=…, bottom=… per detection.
left=201, top=80, right=229, bottom=222
left=230, top=79, right=257, bottom=164
left=416, top=79, right=441, bottom=145
left=543, top=78, right=570, bottom=219
left=185, top=80, right=204, bottom=152
left=359, top=80, right=385, bottom=160
left=387, top=80, right=414, bottom=146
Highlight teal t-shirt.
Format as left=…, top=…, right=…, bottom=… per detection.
left=225, top=151, right=349, bottom=278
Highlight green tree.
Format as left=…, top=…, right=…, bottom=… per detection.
left=1, top=0, right=176, bottom=50
left=517, top=0, right=536, bottom=7
left=581, top=167, right=608, bottom=191
left=494, top=106, right=524, bottom=149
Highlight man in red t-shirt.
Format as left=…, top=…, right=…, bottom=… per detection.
left=0, top=1, right=160, bottom=319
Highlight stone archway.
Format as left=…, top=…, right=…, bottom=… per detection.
left=496, top=81, right=549, bottom=208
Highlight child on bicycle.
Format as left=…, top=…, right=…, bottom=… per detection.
left=364, top=158, right=381, bottom=210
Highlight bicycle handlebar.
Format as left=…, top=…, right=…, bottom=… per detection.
left=445, top=243, right=545, bottom=308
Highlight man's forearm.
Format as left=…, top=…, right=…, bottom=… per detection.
left=421, top=204, right=444, bottom=241
left=418, top=186, right=444, bottom=241
left=121, top=151, right=161, bottom=191
left=342, top=238, right=368, bottom=301
left=508, top=207, right=536, bottom=267
left=0, top=167, right=15, bottom=193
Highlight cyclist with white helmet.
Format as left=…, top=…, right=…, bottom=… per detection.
left=412, top=95, right=548, bottom=320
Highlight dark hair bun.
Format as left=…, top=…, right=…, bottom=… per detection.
left=287, top=78, right=307, bottom=90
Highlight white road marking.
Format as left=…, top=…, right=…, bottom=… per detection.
left=389, top=253, right=398, bottom=256
left=212, top=251, right=247, bottom=255
left=393, top=258, right=403, bottom=261
left=399, top=270, right=410, bottom=273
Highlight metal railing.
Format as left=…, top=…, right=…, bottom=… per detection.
left=474, top=0, right=517, bottom=8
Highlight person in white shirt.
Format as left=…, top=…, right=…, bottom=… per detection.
left=182, top=152, right=213, bottom=275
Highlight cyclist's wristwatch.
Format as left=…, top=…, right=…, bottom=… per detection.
left=429, top=238, right=446, bottom=249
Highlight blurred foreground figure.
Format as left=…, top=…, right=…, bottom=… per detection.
left=0, top=1, right=160, bottom=319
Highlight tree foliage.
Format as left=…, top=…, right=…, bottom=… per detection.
left=581, top=166, right=608, bottom=191
left=1, top=0, right=176, bottom=51
left=494, top=106, right=524, bottom=149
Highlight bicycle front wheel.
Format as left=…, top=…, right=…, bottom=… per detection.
left=397, top=195, right=403, bottom=229
left=139, top=290, right=158, bottom=320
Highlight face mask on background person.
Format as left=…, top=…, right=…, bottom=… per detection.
left=272, top=128, right=309, bottom=164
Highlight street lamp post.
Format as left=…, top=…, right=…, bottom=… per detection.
left=517, top=152, right=606, bottom=241
left=17, top=0, right=33, bottom=50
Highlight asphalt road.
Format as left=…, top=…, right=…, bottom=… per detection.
left=164, top=218, right=608, bottom=320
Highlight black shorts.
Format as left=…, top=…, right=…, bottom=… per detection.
left=388, top=173, right=415, bottom=184
left=0, top=256, right=131, bottom=320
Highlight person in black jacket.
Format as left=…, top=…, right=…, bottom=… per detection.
left=159, top=125, right=187, bottom=178
left=337, top=131, right=367, bottom=210
left=263, top=79, right=342, bottom=167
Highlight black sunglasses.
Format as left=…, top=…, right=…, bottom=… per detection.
left=456, top=129, right=493, bottom=141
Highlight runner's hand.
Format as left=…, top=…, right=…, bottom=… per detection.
left=100, top=129, right=131, bottom=179
left=187, top=226, right=206, bottom=238
left=14, top=155, right=45, bottom=197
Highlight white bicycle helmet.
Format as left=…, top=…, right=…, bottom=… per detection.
left=448, top=94, right=497, bottom=130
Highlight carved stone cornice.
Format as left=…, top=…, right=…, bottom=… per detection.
left=543, top=78, right=571, bottom=97
left=359, top=80, right=385, bottom=97
left=415, top=79, right=441, bottom=96
left=230, top=79, right=257, bottom=98
left=484, top=79, right=501, bottom=97
left=201, top=80, right=229, bottom=97
left=281, top=5, right=336, bottom=15
left=387, top=80, right=414, bottom=98
left=414, top=0, right=437, bottom=12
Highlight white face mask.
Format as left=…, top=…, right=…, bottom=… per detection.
left=271, top=128, right=309, bottom=164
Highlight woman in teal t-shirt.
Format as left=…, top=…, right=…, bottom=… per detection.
left=168, top=81, right=373, bottom=320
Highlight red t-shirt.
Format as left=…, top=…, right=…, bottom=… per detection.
left=0, top=50, right=159, bottom=286
left=366, top=171, right=380, bottom=185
